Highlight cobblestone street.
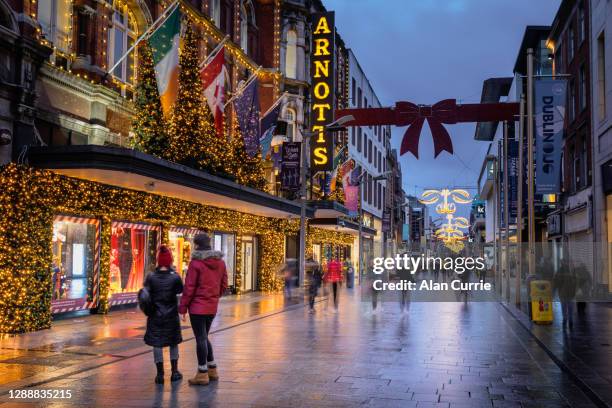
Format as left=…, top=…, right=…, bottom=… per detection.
left=0, top=288, right=605, bottom=407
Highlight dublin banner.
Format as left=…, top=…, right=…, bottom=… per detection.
left=535, top=79, right=566, bottom=194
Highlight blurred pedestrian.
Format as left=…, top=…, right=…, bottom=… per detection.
left=282, top=259, right=297, bottom=299
left=306, top=257, right=322, bottom=313
left=553, top=258, right=577, bottom=328
left=366, top=260, right=379, bottom=313
left=142, top=246, right=184, bottom=384
left=179, top=234, right=228, bottom=386
left=344, top=259, right=354, bottom=289
left=326, top=257, right=343, bottom=310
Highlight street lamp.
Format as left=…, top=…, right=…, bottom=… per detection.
left=297, top=115, right=354, bottom=288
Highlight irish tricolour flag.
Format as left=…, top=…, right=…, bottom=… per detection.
left=149, top=7, right=181, bottom=115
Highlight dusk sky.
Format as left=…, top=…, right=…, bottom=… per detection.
left=327, top=0, right=561, bottom=218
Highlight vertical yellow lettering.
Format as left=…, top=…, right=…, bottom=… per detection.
left=314, top=39, right=330, bottom=56
left=312, top=104, right=331, bottom=121
left=313, top=17, right=331, bottom=34
left=314, top=147, right=328, bottom=165
left=313, top=60, right=330, bottom=78
left=314, top=82, right=330, bottom=100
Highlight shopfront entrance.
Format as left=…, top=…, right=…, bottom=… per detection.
left=241, top=236, right=258, bottom=292
left=51, top=215, right=100, bottom=313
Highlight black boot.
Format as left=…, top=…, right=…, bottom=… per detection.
left=155, top=362, right=164, bottom=384
left=170, top=359, right=182, bottom=381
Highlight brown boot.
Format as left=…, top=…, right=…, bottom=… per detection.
left=208, top=367, right=219, bottom=381
left=188, top=371, right=209, bottom=386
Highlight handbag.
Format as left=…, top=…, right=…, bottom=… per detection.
left=138, top=286, right=154, bottom=316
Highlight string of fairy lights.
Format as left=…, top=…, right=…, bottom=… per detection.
left=4, top=0, right=355, bottom=334
left=31, top=0, right=282, bottom=93
left=0, top=164, right=300, bottom=333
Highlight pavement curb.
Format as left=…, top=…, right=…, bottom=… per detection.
left=499, top=302, right=611, bottom=408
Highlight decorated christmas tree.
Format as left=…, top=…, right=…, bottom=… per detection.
left=130, top=42, right=169, bottom=158
left=168, top=23, right=226, bottom=173
left=227, top=127, right=267, bottom=191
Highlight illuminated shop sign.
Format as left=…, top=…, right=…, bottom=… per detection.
left=310, top=12, right=335, bottom=172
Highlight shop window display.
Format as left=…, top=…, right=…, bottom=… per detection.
left=51, top=217, right=99, bottom=303
left=168, top=228, right=203, bottom=278
left=110, top=222, right=159, bottom=295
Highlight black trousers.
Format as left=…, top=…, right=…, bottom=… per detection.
left=190, top=314, right=215, bottom=367
left=332, top=282, right=339, bottom=307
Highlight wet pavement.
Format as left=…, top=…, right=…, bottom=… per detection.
left=503, top=301, right=612, bottom=406
left=0, top=287, right=605, bottom=407
left=0, top=292, right=299, bottom=392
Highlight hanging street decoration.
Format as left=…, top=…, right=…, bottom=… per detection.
left=419, top=188, right=472, bottom=248
left=419, top=188, right=472, bottom=214
left=336, top=99, right=519, bottom=158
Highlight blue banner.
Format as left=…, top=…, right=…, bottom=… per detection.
left=535, top=79, right=566, bottom=194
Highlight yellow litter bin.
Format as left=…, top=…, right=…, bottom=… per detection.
left=530, top=280, right=553, bottom=324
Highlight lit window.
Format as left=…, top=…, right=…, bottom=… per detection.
left=240, top=4, right=248, bottom=53
left=108, top=3, right=137, bottom=84
left=285, top=29, right=297, bottom=79
left=210, top=0, right=220, bottom=27
left=38, top=0, right=71, bottom=53
left=284, top=107, right=296, bottom=140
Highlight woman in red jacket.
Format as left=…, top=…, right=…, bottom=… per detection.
left=179, top=234, right=227, bottom=386
left=326, top=258, right=343, bottom=310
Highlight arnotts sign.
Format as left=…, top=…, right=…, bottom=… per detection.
left=310, top=12, right=335, bottom=172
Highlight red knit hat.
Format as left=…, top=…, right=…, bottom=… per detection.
left=157, top=245, right=173, bottom=268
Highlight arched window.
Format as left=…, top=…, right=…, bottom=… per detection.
left=38, top=0, right=71, bottom=53
left=108, top=2, right=137, bottom=84
left=285, top=29, right=297, bottom=79
left=209, top=0, right=220, bottom=27
left=284, top=107, right=296, bottom=140
left=240, top=4, right=248, bottom=53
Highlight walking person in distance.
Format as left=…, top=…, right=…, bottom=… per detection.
left=142, top=245, right=184, bottom=384
left=325, top=257, right=343, bottom=310
left=179, top=234, right=228, bottom=385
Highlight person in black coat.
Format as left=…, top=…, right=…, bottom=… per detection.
left=144, top=246, right=184, bottom=384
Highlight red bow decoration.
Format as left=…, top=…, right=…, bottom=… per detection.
left=394, top=99, right=456, bottom=158
left=336, top=100, right=519, bottom=159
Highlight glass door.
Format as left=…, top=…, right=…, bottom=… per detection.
left=241, top=236, right=257, bottom=292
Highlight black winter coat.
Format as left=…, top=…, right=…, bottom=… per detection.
left=143, top=268, right=184, bottom=347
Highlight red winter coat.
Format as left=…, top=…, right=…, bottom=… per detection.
left=326, top=260, right=343, bottom=283
left=178, top=250, right=228, bottom=315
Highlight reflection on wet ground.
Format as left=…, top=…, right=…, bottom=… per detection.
left=0, top=292, right=299, bottom=389
left=0, top=287, right=604, bottom=407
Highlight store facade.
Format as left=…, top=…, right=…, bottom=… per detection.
left=0, top=146, right=315, bottom=333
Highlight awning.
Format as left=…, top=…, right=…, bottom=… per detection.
left=28, top=145, right=315, bottom=219
left=310, top=217, right=377, bottom=237
left=307, top=200, right=350, bottom=218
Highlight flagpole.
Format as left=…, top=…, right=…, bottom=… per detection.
left=261, top=92, right=289, bottom=118
left=199, top=35, right=230, bottom=69
left=106, top=1, right=180, bottom=77
left=224, top=67, right=261, bottom=108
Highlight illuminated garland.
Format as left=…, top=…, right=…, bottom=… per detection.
left=0, top=164, right=300, bottom=333
left=306, top=226, right=354, bottom=260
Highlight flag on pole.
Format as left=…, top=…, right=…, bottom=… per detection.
left=340, top=158, right=355, bottom=185
left=149, top=7, right=181, bottom=115
left=200, top=48, right=227, bottom=136
left=329, top=147, right=347, bottom=193
left=233, top=79, right=260, bottom=157
left=259, top=103, right=281, bottom=159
